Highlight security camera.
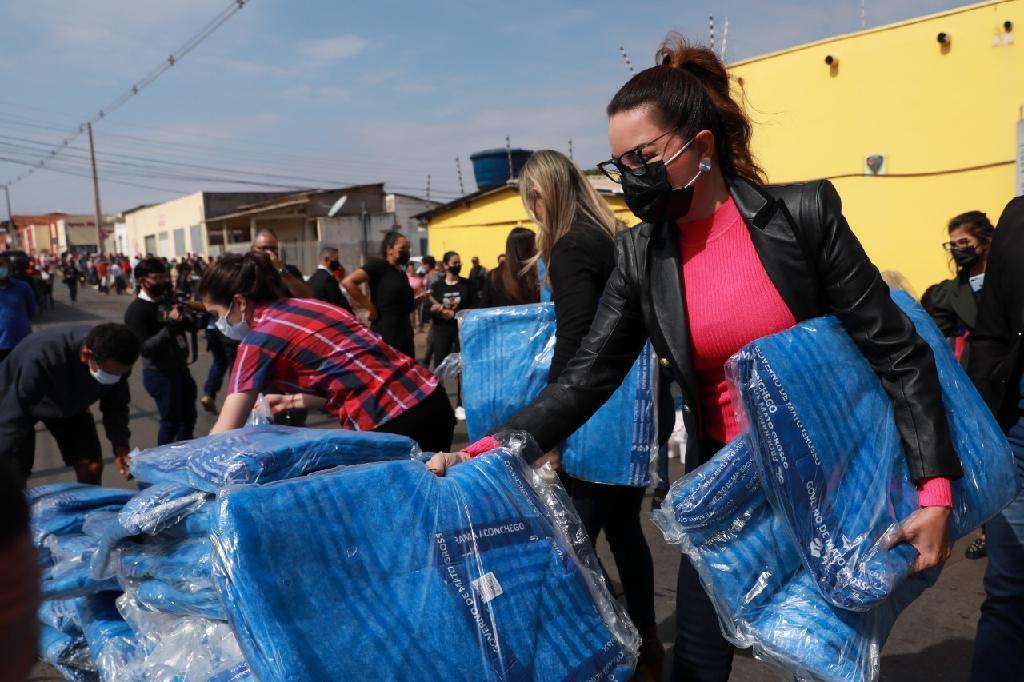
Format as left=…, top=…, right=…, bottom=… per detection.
left=937, top=32, right=950, bottom=44
left=1004, top=20, right=1014, bottom=33
left=824, top=54, right=837, bottom=66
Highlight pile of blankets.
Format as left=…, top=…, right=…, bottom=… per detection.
left=654, top=292, right=1018, bottom=680
left=460, top=303, right=657, bottom=487
left=31, top=425, right=638, bottom=680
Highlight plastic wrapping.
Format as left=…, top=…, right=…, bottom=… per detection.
left=433, top=350, right=463, bottom=383
left=727, top=291, right=1018, bottom=610
left=39, top=622, right=96, bottom=681
left=128, top=425, right=418, bottom=492
left=29, top=484, right=134, bottom=547
left=209, top=444, right=639, bottom=680
left=95, top=588, right=250, bottom=682
left=460, top=303, right=657, bottom=486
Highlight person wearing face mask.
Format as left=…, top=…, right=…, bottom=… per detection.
left=427, top=251, right=474, bottom=369
left=0, top=254, right=36, bottom=363
left=0, top=323, right=138, bottom=485
left=124, top=257, right=198, bottom=446
left=928, top=211, right=994, bottom=370
left=308, top=245, right=353, bottom=313
left=428, top=36, right=961, bottom=681
left=199, top=253, right=456, bottom=451
left=343, top=230, right=421, bottom=357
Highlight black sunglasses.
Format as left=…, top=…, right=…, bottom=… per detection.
left=597, top=129, right=692, bottom=183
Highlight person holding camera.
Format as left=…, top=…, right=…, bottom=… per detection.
left=124, top=257, right=198, bottom=445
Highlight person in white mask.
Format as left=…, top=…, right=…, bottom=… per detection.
left=198, top=253, right=456, bottom=453
left=0, top=323, right=139, bottom=484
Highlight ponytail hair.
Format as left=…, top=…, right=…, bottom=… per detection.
left=607, top=33, right=764, bottom=183
left=197, top=252, right=286, bottom=306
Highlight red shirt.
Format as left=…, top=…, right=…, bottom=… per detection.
left=679, top=198, right=796, bottom=443
left=229, top=297, right=438, bottom=431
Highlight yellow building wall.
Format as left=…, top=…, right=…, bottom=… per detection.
left=730, top=0, right=1023, bottom=294
left=426, top=187, right=637, bottom=268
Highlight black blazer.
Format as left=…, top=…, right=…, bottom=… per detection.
left=497, top=176, right=961, bottom=482
left=967, top=196, right=1024, bottom=430
left=307, top=268, right=353, bottom=313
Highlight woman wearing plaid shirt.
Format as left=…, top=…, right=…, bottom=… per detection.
left=199, top=253, right=456, bottom=452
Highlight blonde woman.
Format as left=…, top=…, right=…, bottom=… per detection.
left=519, top=149, right=664, bottom=678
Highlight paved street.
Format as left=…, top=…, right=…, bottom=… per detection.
left=28, top=283, right=985, bottom=681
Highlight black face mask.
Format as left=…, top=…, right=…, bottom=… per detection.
left=396, top=248, right=411, bottom=266
left=448, top=264, right=462, bottom=277
left=328, top=259, right=341, bottom=272
left=147, top=281, right=170, bottom=298
left=951, top=246, right=979, bottom=268
left=620, top=158, right=709, bottom=225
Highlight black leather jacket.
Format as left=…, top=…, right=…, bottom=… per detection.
left=499, top=176, right=962, bottom=482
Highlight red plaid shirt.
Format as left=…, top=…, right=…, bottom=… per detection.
left=229, top=298, right=438, bottom=431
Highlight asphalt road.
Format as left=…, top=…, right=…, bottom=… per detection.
left=27, top=282, right=986, bottom=681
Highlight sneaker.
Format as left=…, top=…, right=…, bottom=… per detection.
left=200, top=395, right=218, bottom=414
left=454, top=406, right=466, bottom=421
left=965, top=536, right=986, bottom=560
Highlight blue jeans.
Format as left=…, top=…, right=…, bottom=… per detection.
left=202, top=328, right=237, bottom=398
left=143, top=367, right=197, bottom=446
left=971, top=418, right=1024, bottom=681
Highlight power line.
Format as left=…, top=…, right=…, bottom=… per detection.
left=2, top=0, right=250, bottom=187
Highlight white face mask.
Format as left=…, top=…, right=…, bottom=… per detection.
left=216, top=300, right=251, bottom=342
left=89, top=361, right=122, bottom=386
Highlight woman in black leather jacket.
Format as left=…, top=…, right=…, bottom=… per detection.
left=431, top=37, right=961, bottom=681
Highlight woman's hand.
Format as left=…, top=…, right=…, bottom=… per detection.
left=264, top=393, right=327, bottom=414
left=888, top=506, right=953, bottom=573
left=426, top=451, right=472, bottom=476
left=366, top=303, right=379, bottom=321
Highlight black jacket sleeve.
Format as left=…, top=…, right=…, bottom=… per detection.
left=547, top=229, right=614, bottom=383
left=99, top=380, right=131, bottom=450
left=124, top=301, right=184, bottom=367
left=967, top=196, right=1024, bottom=426
left=499, top=232, right=647, bottom=456
left=0, top=356, right=53, bottom=462
left=802, top=180, right=960, bottom=480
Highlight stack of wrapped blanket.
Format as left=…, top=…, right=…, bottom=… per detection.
left=31, top=425, right=638, bottom=680
left=653, top=292, right=1018, bottom=681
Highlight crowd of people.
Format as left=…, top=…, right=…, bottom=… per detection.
left=3, top=34, right=1024, bottom=682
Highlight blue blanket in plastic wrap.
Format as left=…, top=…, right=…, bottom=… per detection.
left=655, top=439, right=939, bottom=681
left=728, top=292, right=1018, bottom=610
left=129, top=425, right=418, bottom=492
left=29, top=484, right=134, bottom=547
left=39, top=622, right=96, bottom=682
left=210, top=450, right=638, bottom=681
left=461, top=304, right=657, bottom=486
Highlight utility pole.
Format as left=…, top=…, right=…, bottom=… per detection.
left=2, top=184, right=15, bottom=249
left=426, top=174, right=431, bottom=201
left=86, top=122, right=104, bottom=254
left=568, top=139, right=574, bottom=161
left=455, top=158, right=465, bottom=195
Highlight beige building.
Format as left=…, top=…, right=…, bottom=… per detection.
left=122, top=192, right=289, bottom=259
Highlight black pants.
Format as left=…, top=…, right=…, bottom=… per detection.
left=0, top=348, right=10, bottom=364
left=143, top=367, right=197, bottom=446
left=560, top=473, right=656, bottom=629
left=203, top=328, right=238, bottom=398
left=673, top=437, right=734, bottom=682
left=373, top=385, right=455, bottom=453
left=372, top=314, right=415, bottom=359
left=66, top=281, right=77, bottom=302
left=430, top=324, right=459, bottom=367
left=14, top=411, right=102, bottom=480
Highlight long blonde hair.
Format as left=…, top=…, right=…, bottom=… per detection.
left=518, top=150, right=621, bottom=280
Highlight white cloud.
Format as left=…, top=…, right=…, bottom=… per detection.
left=301, top=35, right=368, bottom=61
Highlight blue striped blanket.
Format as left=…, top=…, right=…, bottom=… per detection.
left=211, top=449, right=638, bottom=681
left=461, top=304, right=657, bottom=487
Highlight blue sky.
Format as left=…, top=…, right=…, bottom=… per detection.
left=0, top=0, right=969, bottom=214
